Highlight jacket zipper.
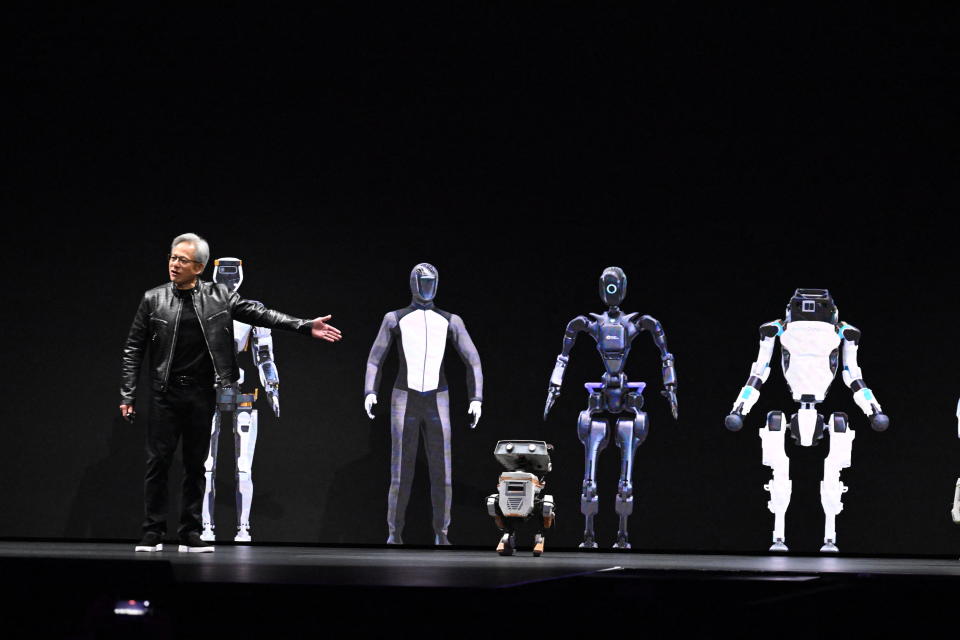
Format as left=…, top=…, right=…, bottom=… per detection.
left=421, top=310, right=428, bottom=391
left=161, top=297, right=184, bottom=392
left=191, top=288, right=222, bottom=386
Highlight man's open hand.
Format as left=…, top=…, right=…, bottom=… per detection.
left=311, top=315, right=343, bottom=342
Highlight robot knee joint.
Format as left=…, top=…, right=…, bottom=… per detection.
left=766, top=411, right=784, bottom=431
left=577, top=411, right=593, bottom=441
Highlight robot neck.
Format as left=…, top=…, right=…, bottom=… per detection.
left=410, top=297, right=435, bottom=310
left=607, top=305, right=621, bottom=317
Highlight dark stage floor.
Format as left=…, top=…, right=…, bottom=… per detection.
left=1, top=542, right=958, bottom=637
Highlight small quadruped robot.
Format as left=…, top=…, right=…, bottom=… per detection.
left=201, top=257, right=281, bottom=543
left=543, top=267, right=678, bottom=550
left=486, top=440, right=555, bottom=556
left=725, top=289, right=889, bottom=553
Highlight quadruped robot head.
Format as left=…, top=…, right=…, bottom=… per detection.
left=786, top=288, right=838, bottom=323
left=599, top=266, right=627, bottom=308
left=213, top=257, right=244, bottom=294
left=410, top=263, right=439, bottom=304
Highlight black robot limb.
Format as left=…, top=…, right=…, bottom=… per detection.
left=543, top=315, right=590, bottom=420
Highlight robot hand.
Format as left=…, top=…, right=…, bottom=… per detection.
left=267, top=383, right=280, bottom=418
left=660, top=384, right=678, bottom=420
left=468, top=401, right=482, bottom=429
left=543, top=384, right=561, bottom=421
left=725, top=404, right=744, bottom=432
left=364, top=393, right=377, bottom=419
left=869, top=412, right=890, bottom=432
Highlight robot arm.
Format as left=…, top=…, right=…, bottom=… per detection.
left=448, top=314, right=483, bottom=428
left=363, top=312, right=398, bottom=419
left=638, top=315, right=678, bottom=420
left=838, top=324, right=889, bottom=431
left=544, top=315, right=589, bottom=420
left=252, top=326, right=280, bottom=417
left=725, top=320, right=781, bottom=431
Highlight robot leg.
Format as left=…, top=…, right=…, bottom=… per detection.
left=613, top=412, right=648, bottom=549
left=234, top=407, right=258, bottom=542
left=534, top=494, right=555, bottom=557
left=423, top=390, right=453, bottom=545
left=577, top=410, right=609, bottom=549
left=820, top=413, right=855, bottom=552
left=201, top=409, right=222, bottom=541
left=760, top=411, right=792, bottom=551
left=487, top=495, right=518, bottom=556
left=387, top=389, right=420, bottom=544
left=952, top=478, right=960, bottom=525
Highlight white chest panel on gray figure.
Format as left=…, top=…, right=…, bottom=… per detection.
left=399, top=309, right=449, bottom=392
left=779, top=321, right=841, bottom=402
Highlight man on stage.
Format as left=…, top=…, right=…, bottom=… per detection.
left=120, top=233, right=342, bottom=552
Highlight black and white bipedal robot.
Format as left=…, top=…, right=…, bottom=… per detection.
left=725, top=289, right=889, bottom=553
left=486, top=440, right=555, bottom=556
left=543, top=267, right=678, bottom=549
left=200, top=257, right=281, bottom=543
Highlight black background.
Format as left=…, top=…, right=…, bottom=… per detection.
left=4, top=5, right=959, bottom=554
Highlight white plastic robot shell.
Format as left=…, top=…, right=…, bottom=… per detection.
left=778, top=321, right=842, bottom=402
left=498, top=472, right=542, bottom=517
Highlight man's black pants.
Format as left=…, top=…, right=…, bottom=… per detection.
left=143, top=382, right=216, bottom=537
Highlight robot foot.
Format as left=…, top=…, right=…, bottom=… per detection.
left=612, top=532, right=631, bottom=550
left=200, top=527, right=215, bottom=542
left=234, top=527, right=251, bottom=543
left=386, top=534, right=403, bottom=545
left=496, top=533, right=516, bottom=556
left=578, top=536, right=599, bottom=550
left=820, top=539, right=839, bottom=553
left=769, top=538, right=789, bottom=552
left=434, top=533, right=451, bottom=546
left=533, top=534, right=545, bottom=557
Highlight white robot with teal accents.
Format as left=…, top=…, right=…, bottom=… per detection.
left=725, top=289, right=889, bottom=553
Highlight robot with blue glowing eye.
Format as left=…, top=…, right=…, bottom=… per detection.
left=543, top=267, right=678, bottom=550
left=200, top=257, right=281, bottom=543
left=724, top=289, right=889, bottom=553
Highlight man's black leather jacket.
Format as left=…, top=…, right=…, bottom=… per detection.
left=121, top=279, right=312, bottom=404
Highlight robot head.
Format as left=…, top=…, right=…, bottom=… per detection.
left=786, top=288, right=838, bottom=323
left=599, top=266, right=627, bottom=307
left=410, top=263, right=439, bottom=303
left=213, top=257, right=243, bottom=293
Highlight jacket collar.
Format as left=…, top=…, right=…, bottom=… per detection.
left=170, top=277, right=204, bottom=296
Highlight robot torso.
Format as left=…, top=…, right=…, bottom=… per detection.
left=779, top=320, right=841, bottom=403
left=588, top=311, right=640, bottom=376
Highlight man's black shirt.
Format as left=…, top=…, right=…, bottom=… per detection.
left=171, top=287, right=216, bottom=385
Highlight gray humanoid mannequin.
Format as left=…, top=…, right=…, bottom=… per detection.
left=200, top=258, right=281, bottom=543
left=364, top=263, right=483, bottom=545
left=543, top=267, right=679, bottom=550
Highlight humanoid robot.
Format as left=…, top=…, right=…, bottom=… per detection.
left=200, top=257, right=281, bottom=543
left=953, top=401, right=960, bottom=526
left=486, top=440, right=555, bottom=556
left=543, top=266, right=678, bottom=549
left=724, top=289, right=889, bottom=553
left=364, top=263, right=483, bottom=545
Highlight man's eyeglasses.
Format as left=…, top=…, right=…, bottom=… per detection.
left=167, top=254, right=202, bottom=266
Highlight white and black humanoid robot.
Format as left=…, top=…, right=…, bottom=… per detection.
left=364, top=263, right=483, bottom=545
left=486, top=440, right=555, bottom=556
left=543, top=266, right=679, bottom=550
left=953, top=400, right=960, bottom=527
left=200, top=257, right=281, bottom=543
left=724, top=289, right=889, bottom=553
